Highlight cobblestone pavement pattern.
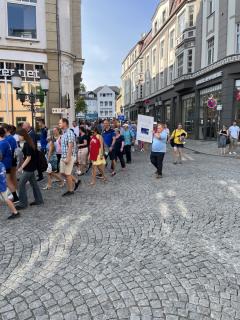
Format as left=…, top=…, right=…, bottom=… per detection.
left=1, top=148, right=240, bottom=320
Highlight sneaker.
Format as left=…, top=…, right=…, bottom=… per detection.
left=13, top=198, right=19, bottom=204
left=74, top=180, right=81, bottom=191
left=96, top=174, right=103, bottom=179
left=77, top=170, right=82, bottom=176
left=8, top=212, right=20, bottom=220
left=62, top=191, right=74, bottom=197
left=30, top=201, right=43, bottom=206
left=229, top=152, right=232, bottom=155
left=156, top=174, right=162, bottom=179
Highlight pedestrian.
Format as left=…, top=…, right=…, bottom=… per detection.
left=228, top=121, right=239, bottom=155
left=77, top=126, right=89, bottom=176
left=218, top=125, right=228, bottom=156
left=59, top=118, right=80, bottom=197
left=0, top=152, right=20, bottom=219
left=170, top=123, right=187, bottom=164
left=43, top=130, right=64, bottom=190
left=163, top=123, right=170, bottom=142
left=15, top=129, right=44, bottom=210
left=89, top=127, right=107, bottom=186
left=114, top=129, right=126, bottom=170
left=38, top=119, right=48, bottom=154
left=150, top=124, right=167, bottom=179
left=3, top=125, right=19, bottom=203
left=53, top=127, right=62, bottom=173
left=122, top=123, right=135, bottom=164
left=22, top=122, right=44, bottom=181
left=102, top=119, right=116, bottom=176
left=0, top=127, right=13, bottom=197
left=71, top=120, right=80, bottom=137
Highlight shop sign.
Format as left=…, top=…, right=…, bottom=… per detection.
left=52, top=108, right=67, bottom=114
left=196, top=71, right=223, bottom=86
left=207, top=95, right=217, bottom=109
left=0, top=68, right=40, bottom=79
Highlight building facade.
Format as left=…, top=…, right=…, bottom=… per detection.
left=0, top=0, right=84, bottom=128
left=94, top=86, right=120, bottom=119
left=121, top=0, right=240, bottom=139
left=77, top=91, right=98, bottom=120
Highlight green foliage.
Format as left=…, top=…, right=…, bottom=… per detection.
left=79, top=83, right=87, bottom=93
left=75, top=97, right=88, bottom=115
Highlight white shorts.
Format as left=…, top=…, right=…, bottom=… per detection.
left=0, top=191, right=8, bottom=202
left=60, top=157, right=75, bottom=176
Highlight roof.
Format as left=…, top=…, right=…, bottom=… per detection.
left=94, top=86, right=120, bottom=95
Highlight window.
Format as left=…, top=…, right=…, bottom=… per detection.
left=207, top=0, right=214, bottom=16
left=187, top=49, right=193, bottom=73
left=100, top=101, right=103, bottom=107
left=8, top=2, right=37, bottom=39
left=236, top=24, right=240, bottom=53
left=177, top=53, right=184, bottom=77
left=0, top=117, right=4, bottom=125
left=154, top=21, right=158, bottom=34
left=140, top=60, right=143, bottom=73
left=16, top=117, right=26, bottom=127
left=207, top=37, right=214, bottom=65
left=146, top=55, right=150, bottom=70
left=109, top=101, right=113, bottom=106
left=152, top=48, right=156, bottom=66
left=160, top=40, right=164, bottom=58
left=162, top=10, right=166, bottom=24
left=169, top=65, right=174, bottom=83
left=159, top=72, right=164, bottom=89
left=189, top=6, right=194, bottom=27
left=178, top=12, right=185, bottom=35
left=152, top=77, right=156, bottom=92
left=170, top=30, right=174, bottom=49
left=105, top=101, right=108, bottom=106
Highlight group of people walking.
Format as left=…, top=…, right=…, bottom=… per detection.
left=0, top=118, right=137, bottom=219
left=218, top=121, right=240, bottom=155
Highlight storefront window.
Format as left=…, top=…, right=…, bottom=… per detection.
left=199, top=84, right=222, bottom=139
left=235, top=80, right=240, bottom=121
left=8, top=2, right=37, bottom=39
left=182, top=94, right=195, bottom=137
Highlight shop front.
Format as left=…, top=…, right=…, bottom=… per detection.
left=0, top=61, right=46, bottom=127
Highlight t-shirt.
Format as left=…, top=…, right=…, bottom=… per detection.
left=0, top=162, right=7, bottom=192
left=6, top=135, right=17, bottom=157
left=0, top=139, right=12, bottom=170
left=152, top=132, right=167, bottom=153
left=61, top=129, right=76, bottom=159
left=77, top=135, right=88, bottom=148
left=22, top=142, right=37, bottom=172
left=229, top=125, right=240, bottom=139
left=123, top=130, right=134, bottom=146
left=114, top=135, right=124, bottom=152
left=72, top=126, right=79, bottom=137
left=102, top=128, right=115, bottom=148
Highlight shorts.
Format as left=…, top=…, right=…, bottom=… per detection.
left=230, top=137, right=238, bottom=146
left=0, top=191, right=8, bottom=202
left=108, top=150, right=116, bottom=161
left=174, top=144, right=184, bottom=148
left=78, top=148, right=88, bottom=165
left=60, top=157, right=75, bottom=175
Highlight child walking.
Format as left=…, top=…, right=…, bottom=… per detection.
left=0, top=153, right=20, bottom=220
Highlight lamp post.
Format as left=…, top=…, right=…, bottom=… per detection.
left=11, top=68, right=50, bottom=130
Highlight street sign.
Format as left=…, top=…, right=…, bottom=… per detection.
left=52, top=108, right=67, bottom=114
left=118, top=115, right=125, bottom=121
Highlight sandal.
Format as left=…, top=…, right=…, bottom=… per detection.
left=42, top=185, right=51, bottom=190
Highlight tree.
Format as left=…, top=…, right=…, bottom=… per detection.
left=75, top=97, right=88, bottom=116
left=79, top=83, right=87, bottom=94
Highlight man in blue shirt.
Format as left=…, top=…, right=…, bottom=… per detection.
left=122, top=123, right=135, bottom=163
left=38, top=119, right=48, bottom=153
left=151, top=123, right=167, bottom=179
left=102, top=120, right=116, bottom=176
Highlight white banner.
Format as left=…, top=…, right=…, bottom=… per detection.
left=136, top=115, right=154, bottom=143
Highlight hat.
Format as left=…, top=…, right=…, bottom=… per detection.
left=123, top=123, right=129, bottom=127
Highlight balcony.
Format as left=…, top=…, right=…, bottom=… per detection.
left=176, top=29, right=196, bottom=47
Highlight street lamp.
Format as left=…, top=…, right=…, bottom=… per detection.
left=11, top=68, right=50, bottom=130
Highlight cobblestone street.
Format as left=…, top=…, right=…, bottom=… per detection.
left=1, top=147, right=240, bottom=320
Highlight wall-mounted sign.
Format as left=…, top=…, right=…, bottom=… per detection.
left=207, top=95, right=217, bottom=109
left=196, top=71, right=223, bottom=86
left=0, top=61, right=43, bottom=81
left=0, top=68, right=40, bottom=79
left=52, top=108, right=67, bottom=114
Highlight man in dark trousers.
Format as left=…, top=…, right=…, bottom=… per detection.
left=38, top=119, right=48, bottom=154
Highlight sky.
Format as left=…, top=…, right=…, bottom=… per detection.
left=81, top=0, right=160, bottom=91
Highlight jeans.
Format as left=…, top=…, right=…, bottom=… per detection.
left=18, top=171, right=44, bottom=208
left=150, top=152, right=165, bottom=175
left=124, top=145, right=132, bottom=163
left=115, top=151, right=126, bottom=168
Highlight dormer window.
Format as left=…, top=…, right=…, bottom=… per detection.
left=154, top=21, right=158, bottom=34
left=162, top=10, right=166, bottom=24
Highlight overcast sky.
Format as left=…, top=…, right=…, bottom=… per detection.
left=81, top=0, right=159, bottom=91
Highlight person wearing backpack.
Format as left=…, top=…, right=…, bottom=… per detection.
left=15, top=129, right=44, bottom=210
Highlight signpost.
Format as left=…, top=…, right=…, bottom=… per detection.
left=52, top=108, right=67, bottom=114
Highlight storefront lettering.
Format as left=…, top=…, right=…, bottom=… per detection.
left=196, top=71, right=223, bottom=86
left=0, top=68, right=40, bottom=79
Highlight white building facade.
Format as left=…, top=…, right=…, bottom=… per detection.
left=122, top=0, right=240, bottom=140
left=0, top=0, right=84, bottom=128
left=95, top=86, right=119, bottom=119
